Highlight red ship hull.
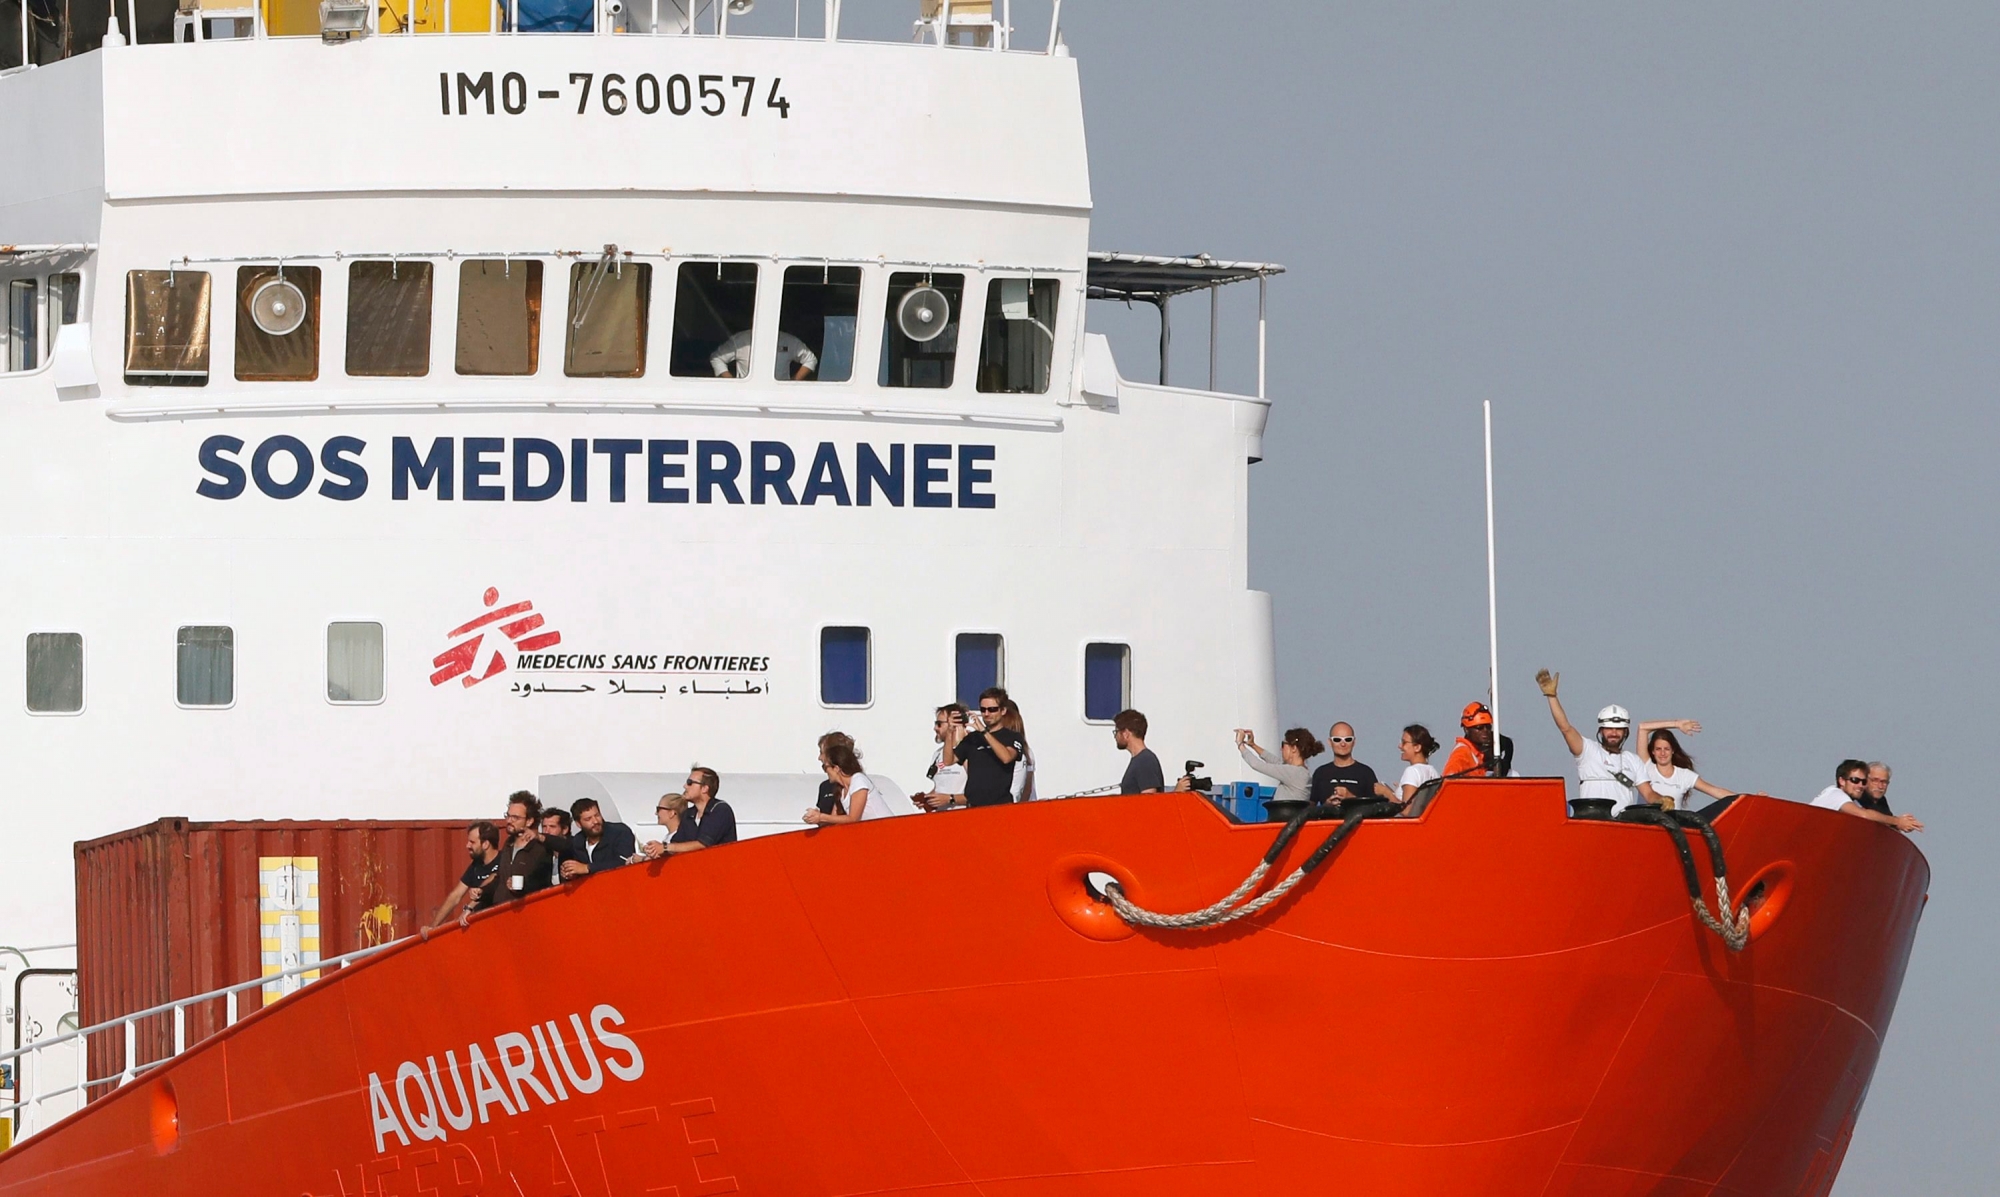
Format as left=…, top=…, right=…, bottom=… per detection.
left=0, top=782, right=1928, bottom=1196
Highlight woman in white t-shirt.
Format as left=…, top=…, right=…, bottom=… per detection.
left=804, top=731, right=890, bottom=825
left=1395, top=724, right=1443, bottom=804
left=1636, top=729, right=1737, bottom=812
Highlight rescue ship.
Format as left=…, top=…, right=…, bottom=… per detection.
left=0, top=4, right=1928, bottom=1194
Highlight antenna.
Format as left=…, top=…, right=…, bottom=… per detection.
left=1484, top=400, right=1500, bottom=752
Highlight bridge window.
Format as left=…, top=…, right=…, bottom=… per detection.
left=976, top=278, right=1060, bottom=394
left=47, top=271, right=82, bottom=362
left=176, top=625, right=235, bottom=708
left=1084, top=642, right=1130, bottom=722
left=235, top=266, right=321, bottom=382
left=346, top=261, right=433, bottom=377
left=456, top=259, right=543, bottom=376
left=565, top=260, right=652, bottom=378
left=327, top=622, right=384, bottom=704
left=819, top=626, right=871, bottom=707
left=124, top=270, right=211, bottom=386
left=880, top=272, right=964, bottom=389
left=775, top=265, right=861, bottom=382
left=955, top=634, right=1005, bottom=708
left=670, top=261, right=760, bottom=378
left=5, top=279, right=37, bottom=372
left=25, top=633, right=83, bottom=715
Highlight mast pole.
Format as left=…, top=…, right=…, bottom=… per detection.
left=1484, top=400, right=1500, bottom=750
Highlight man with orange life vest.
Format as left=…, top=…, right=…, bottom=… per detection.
left=1443, top=702, right=1514, bottom=779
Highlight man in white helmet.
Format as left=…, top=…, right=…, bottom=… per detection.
left=1536, top=670, right=1698, bottom=815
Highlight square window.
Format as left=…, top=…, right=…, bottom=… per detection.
left=177, top=625, right=235, bottom=708
left=6, top=278, right=38, bottom=372
left=820, top=626, right=870, bottom=706
left=775, top=265, right=861, bottom=382
left=955, top=633, right=1004, bottom=709
left=124, top=270, right=212, bottom=386
left=327, top=622, right=384, bottom=704
left=565, top=260, right=651, bottom=378
left=346, top=260, right=433, bottom=377
left=670, top=261, right=760, bottom=377
left=455, top=259, right=543, bottom=376
left=880, top=272, right=965, bottom=389
left=25, top=633, right=83, bottom=714
left=1084, top=642, right=1130, bottom=722
left=976, top=277, right=1060, bottom=394
left=235, top=265, right=321, bottom=382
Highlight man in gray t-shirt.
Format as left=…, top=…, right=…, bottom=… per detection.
left=1114, top=709, right=1166, bottom=793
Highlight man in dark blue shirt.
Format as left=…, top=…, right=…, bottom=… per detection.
left=562, top=798, right=638, bottom=878
left=644, top=768, right=737, bottom=856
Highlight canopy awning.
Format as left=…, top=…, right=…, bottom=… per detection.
left=1086, top=251, right=1284, bottom=303
left=1085, top=252, right=1282, bottom=393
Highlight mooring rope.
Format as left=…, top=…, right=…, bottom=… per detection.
left=1624, top=805, right=1751, bottom=951
left=1101, top=801, right=1390, bottom=930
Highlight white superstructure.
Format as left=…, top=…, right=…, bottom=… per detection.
left=0, top=4, right=1282, bottom=948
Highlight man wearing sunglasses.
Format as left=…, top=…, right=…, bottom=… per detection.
left=931, top=688, right=1023, bottom=809
left=642, top=767, right=737, bottom=857
left=1308, top=722, right=1396, bottom=805
left=1811, top=760, right=1923, bottom=833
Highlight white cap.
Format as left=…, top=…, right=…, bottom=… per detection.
left=1596, top=704, right=1631, bottom=728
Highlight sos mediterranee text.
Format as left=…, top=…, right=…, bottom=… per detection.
left=195, top=435, right=998, bottom=507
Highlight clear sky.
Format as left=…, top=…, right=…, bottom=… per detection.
left=1054, top=2, right=1991, bottom=1191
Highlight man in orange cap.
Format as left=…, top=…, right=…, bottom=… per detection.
left=1443, top=703, right=1496, bottom=779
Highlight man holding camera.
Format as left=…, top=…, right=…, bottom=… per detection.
left=928, top=688, right=1024, bottom=809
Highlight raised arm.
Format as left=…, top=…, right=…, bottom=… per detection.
left=1536, top=669, right=1585, bottom=757
left=1639, top=719, right=1702, bottom=736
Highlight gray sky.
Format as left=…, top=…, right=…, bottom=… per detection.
left=1060, top=3, right=1995, bottom=1191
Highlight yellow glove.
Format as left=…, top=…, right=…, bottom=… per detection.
left=1535, top=668, right=1559, bottom=697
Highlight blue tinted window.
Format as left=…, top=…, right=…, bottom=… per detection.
left=955, top=634, right=1003, bottom=708
left=1084, top=642, right=1129, bottom=722
left=820, top=627, right=870, bottom=706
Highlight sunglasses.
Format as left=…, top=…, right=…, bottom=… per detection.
left=1842, top=775, right=1866, bottom=785
left=1329, top=736, right=1354, bottom=744
left=979, top=705, right=1002, bottom=713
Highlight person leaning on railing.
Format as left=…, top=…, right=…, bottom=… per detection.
left=1811, top=759, right=1923, bottom=833
left=429, top=821, right=502, bottom=929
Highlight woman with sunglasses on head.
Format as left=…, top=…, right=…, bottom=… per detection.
left=1235, top=727, right=1320, bottom=809
left=1636, top=728, right=1738, bottom=812
left=930, top=687, right=1025, bottom=809
left=804, top=732, right=889, bottom=825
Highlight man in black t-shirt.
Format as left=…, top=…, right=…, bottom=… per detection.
left=1113, top=709, right=1166, bottom=794
left=930, top=688, right=1025, bottom=808
left=1308, top=721, right=1387, bottom=805
left=429, top=821, right=503, bottom=928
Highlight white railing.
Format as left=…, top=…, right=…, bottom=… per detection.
left=0, top=936, right=408, bottom=1142
left=86, top=0, right=1063, bottom=55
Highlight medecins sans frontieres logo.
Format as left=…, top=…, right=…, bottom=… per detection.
left=430, top=588, right=563, bottom=688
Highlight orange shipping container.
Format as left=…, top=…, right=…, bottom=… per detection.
left=73, top=817, right=472, bottom=1095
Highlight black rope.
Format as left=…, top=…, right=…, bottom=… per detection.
left=1618, top=804, right=1707, bottom=905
